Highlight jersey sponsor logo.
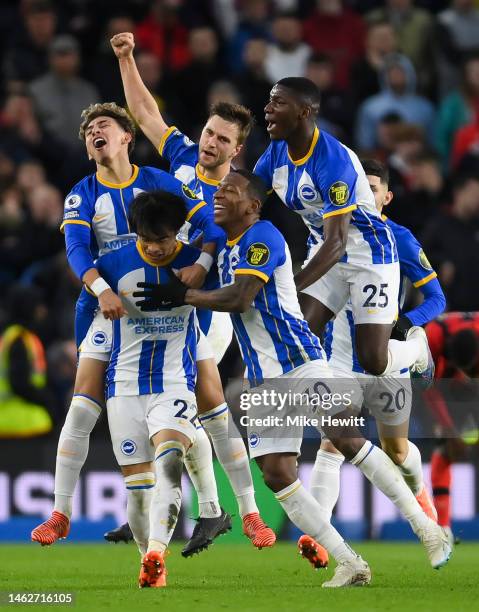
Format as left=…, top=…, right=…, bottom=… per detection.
left=418, top=249, right=433, bottom=271
left=63, top=210, right=80, bottom=220
left=328, top=181, right=349, bottom=206
left=249, top=433, right=260, bottom=448
left=103, top=237, right=136, bottom=251
left=127, top=315, right=185, bottom=335
left=299, top=184, right=319, bottom=202
left=246, top=243, right=270, bottom=267
left=92, top=331, right=108, bottom=346
left=182, top=183, right=198, bottom=200
left=64, top=194, right=82, bottom=209
left=121, top=439, right=137, bottom=456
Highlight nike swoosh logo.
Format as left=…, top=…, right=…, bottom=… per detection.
left=120, top=290, right=132, bottom=297
left=93, top=214, right=109, bottom=222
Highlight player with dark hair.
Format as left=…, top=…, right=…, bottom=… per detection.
left=135, top=169, right=452, bottom=586
left=110, top=32, right=275, bottom=550
left=31, top=101, right=227, bottom=548
left=255, top=77, right=434, bottom=386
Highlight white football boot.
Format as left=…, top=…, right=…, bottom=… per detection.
left=322, top=557, right=371, bottom=588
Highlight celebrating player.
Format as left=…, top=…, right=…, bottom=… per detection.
left=300, top=159, right=446, bottom=568
left=31, top=102, right=230, bottom=550
left=98, top=189, right=211, bottom=587
left=254, top=77, right=434, bottom=383
left=135, top=170, right=452, bottom=585
left=110, top=32, right=275, bottom=550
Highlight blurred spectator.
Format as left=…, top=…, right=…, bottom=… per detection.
left=3, top=0, right=57, bottom=87
left=436, top=53, right=479, bottom=169
left=422, top=174, right=479, bottom=310
left=24, top=183, right=64, bottom=263
left=355, top=54, right=435, bottom=151
left=305, top=53, right=352, bottom=141
left=135, top=0, right=191, bottom=72
left=389, top=151, right=446, bottom=236
left=207, top=80, right=241, bottom=108
left=29, top=35, right=99, bottom=148
left=366, top=0, right=435, bottom=94
left=0, top=284, right=54, bottom=438
left=175, top=27, right=226, bottom=132
left=46, top=339, right=77, bottom=419
left=234, top=38, right=271, bottom=127
left=451, top=112, right=479, bottom=172
left=16, top=160, right=46, bottom=196
left=264, top=13, right=311, bottom=83
left=303, top=0, right=366, bottom=90
left=90, top=15, right=136, bottom=104
left=350, top=20, right=398, bottom=105
left=227, top=0, right=270, bottom=73
left=437, top=0, right=479, bottom=95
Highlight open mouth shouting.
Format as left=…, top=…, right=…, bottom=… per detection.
left=93, top=137, right=107, bottom=150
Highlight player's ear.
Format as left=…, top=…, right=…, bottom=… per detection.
left=231, top=143, right=242, bottom=159
left=249, top=197, right=261, bottom=215
left=122, top=131, right=132, bottom=146
left=384, top=190, right=394, bottom=207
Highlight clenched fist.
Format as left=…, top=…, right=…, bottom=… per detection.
left=110, top=32, right=135, bottom=59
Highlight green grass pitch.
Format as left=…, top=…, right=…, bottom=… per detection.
left=1, top=541, right=478, bottom=611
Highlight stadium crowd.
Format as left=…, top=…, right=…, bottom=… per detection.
left=1, top=0, right=479, bottom=431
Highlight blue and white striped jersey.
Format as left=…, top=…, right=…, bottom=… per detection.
left=324, top=216, right=444, bottom=374
left=158, top=127, right=219, bottom=242
left=96, top=241, right=199, bottom=399
left=217, top=220, right=323, bottom=385
left=254, top=128, right=398, bottom=265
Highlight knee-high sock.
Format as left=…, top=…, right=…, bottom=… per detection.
left=199, top=404, right=257, bottom=517
left=397, top=441, right=423, bottom=495
left=148, top=441, right=185, bottom=553
left=350, top=441, right=429, bottom=534
left=184, top=426, right=221, bottom=518
left=431, top=450, right=452, bottom=527
left=275, top=480, right=359, bottom=563
left=124, top=472, right=154, bottom=555
left=383, top=338, right=424, bottom=374
left=54, top=394, right=101, bottom=517
left=310, top=449, right=345, bottom=521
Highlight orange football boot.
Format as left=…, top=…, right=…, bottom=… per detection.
left=31, top=511, right=70, bottom=546
left=242, top=512, right=276, bottom=549
left=416, top=486, right=438, bottom=522
left=139, top=551, right=167, bottom=588
left=298, top=534, right=329, bottom=569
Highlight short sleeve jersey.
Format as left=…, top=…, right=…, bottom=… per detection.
left=254, top=127, right=398, bottom=265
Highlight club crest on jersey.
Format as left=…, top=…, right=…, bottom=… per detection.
left=418, top=249, right=433, bottom=271
left=64, top=194, right=82, bottom=209
left=246, top=243, right=270, bottom=266
left=299, top=184, right=319, bottom=202
left=121, top=439, right=137, bottom=456
left=182, top=183, right=198, bottom=200
left=328, top=181, right=349, bottom=206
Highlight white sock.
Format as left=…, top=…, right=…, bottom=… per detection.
left=275, top=480, right=357, bottom=563
left=310, top=448, right=345, bottom=521
left=148, top=441, right=185, bottom=553
left=200, top=404, right=258, bottom=517
left=53, top=394, right=101, bottom=518
left=185, top=426, right=221, bottom=518
left=124, top=472, right=154, bottom=555
left=397, top=441, right=423, bottom=495
left=383, top=338, right=423, bottom=375
left=350, top=441, right=428, bottom=533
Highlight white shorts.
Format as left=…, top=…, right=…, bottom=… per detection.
left=107, top=390, right=198, bottom=465
left=205, top=311, right=233, bottom=364
left=358, top=371, right=412, bottom=427
left=78, top=309, right=112, bottom=361
left=246, top=360, right=363, bottom=459
left=301, top=257, right=400, bottom=325
left=196, top=329, right=214, bottom=362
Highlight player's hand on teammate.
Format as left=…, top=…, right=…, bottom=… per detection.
left=99, top=289, right=127, bottom=320
left=133, top=271, right=188, bottom=310
left=176, top=264, right=207, bottom=289
left=110, top=32, right=135, bottom=59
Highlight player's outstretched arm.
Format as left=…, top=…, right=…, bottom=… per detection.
left=111, top=32, right=168, bottom=149
left=294, top=212, right=351, bottom=291
left=134, top=274, right=264, bottom=313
